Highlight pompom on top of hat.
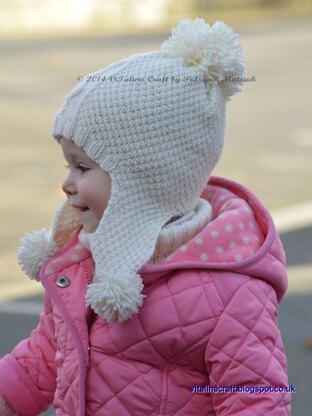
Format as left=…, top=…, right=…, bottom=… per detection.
left=160, top=18, right=246, bottom=99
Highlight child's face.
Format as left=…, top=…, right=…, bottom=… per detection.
left=59, top=137, right=112, bottom=233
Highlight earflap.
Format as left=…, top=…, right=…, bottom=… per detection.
left=84, top=180, right=173, bottom=323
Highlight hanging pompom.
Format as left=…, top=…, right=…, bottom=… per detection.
left=85, top=272, right=145, bottom=323
left=16, top=229, right=58, bottom=281
left=161, top=18, right=246, bottom=99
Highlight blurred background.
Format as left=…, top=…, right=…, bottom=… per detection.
left=0, top=0, right=311, bottom=415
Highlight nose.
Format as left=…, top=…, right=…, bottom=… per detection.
left=62, top=170, right=76, bottom=197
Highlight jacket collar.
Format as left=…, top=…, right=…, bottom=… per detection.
left=139, top=176, right=287, bottom=303
left=40, top=176, right=288, bottom=304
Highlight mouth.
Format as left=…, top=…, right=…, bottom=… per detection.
left=71, top=204, right=89, bottom=213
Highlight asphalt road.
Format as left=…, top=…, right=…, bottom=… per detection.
left=0, top=18, right=311, bottom=416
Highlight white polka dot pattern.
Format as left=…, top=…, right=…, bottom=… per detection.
left=42, top=183, right=265, bottom=303
left=200, top=253, right=209, bottom=261
left=164, top=184, right=265, bottom=265
left=180, top=245, right=188, bottom=253
left=217, top=246, right=225, bottom=254
left=195, top=237, right=203, bottom=245
left=44, top=231, right=91, bottom=278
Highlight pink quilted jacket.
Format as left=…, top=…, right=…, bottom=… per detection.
left=0, top=177, right=291, bottom=415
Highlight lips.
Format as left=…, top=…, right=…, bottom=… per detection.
left=71, top=204, right=89, bottom=212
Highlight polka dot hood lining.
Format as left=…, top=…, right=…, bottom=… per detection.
left=20, top=177, right=287, bottom=317
left=43, top=177, right=267, bottom=277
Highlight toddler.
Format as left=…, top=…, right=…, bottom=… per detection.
left=0, top=18, right=291, bottom=415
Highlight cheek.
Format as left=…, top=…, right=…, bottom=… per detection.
left=87, top=177, right=111, bottom=218
left=92, top=194, right=110, bottom=219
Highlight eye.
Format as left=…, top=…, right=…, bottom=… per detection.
left=77, top=164, right=89, bottom=173
left=64, top=164, right=89, bottom=173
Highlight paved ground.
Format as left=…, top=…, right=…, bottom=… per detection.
left=0, top=18, right=311, bottom=415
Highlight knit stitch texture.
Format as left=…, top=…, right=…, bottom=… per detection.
left=18, top=18, right=246, bottom=322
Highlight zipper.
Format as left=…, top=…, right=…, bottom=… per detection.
left=40, top=270, right=89, bottom=416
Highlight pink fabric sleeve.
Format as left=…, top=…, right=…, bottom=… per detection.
left=0, top=293, right=57, bottom=416
left=205, top=277, right=291, bottom=415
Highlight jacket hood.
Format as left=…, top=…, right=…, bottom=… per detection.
left=140, top=176, right=288, bottom=303
left=38, top=176, right=287, bottom=306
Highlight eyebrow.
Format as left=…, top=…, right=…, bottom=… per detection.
left=64, top=149, right=97, bottom=167
left=67, top=151, right=87, bottom=160
left=59, top=137, right=95, bottom=164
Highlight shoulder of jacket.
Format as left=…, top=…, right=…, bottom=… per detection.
left=167, top=267, right=275, bottom=311
left=208, top=269, right=276, bottom=311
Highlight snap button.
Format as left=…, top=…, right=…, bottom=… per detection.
left=55, top=276, right=71, bottom=288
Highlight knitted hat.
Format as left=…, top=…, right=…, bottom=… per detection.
left=17, top=18, right=245, bottom=322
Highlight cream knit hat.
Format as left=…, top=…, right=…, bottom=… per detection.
left=17, top=18, right=245, bottom=322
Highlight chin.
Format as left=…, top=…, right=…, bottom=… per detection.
left=82, top=224, right=97, bottom=234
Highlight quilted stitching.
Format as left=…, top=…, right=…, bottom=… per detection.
left=205, top=278, right=290, bottom=415
left=0, top=178, right=290, bottom=416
